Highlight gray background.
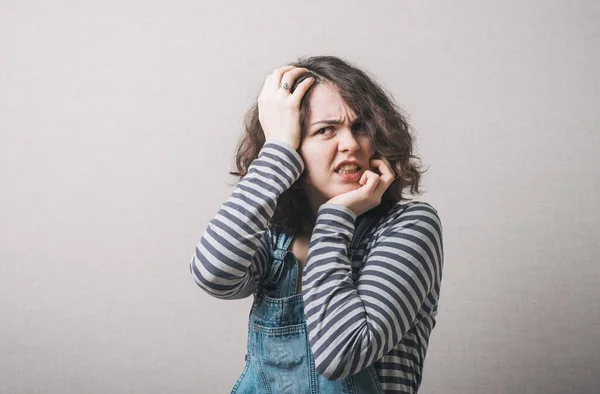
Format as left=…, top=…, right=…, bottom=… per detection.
left=1, top=1, right=599, bottom=393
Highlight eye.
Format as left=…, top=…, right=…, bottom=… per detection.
left=315, top=127, right=333, bottom=135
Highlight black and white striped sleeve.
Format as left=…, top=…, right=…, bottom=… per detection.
left=190, top=141, right=305, bottom=300
left=302, top=202, right=443, bottom=379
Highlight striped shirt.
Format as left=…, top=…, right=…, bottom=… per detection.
left=190, top=141, right=444, bottom=393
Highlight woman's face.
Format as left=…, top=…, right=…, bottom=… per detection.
left=299, top=82, right=375, bottom=211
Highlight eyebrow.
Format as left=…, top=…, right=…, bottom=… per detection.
left=310, top=118, right=360, bottom=127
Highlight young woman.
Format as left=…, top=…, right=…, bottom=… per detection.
left=190, top=56, right=444, bottom=393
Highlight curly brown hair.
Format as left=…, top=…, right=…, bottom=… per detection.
left=230, top=55, right=426, bottom=235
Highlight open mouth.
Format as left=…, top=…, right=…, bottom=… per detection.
left=334, top=164, right=361, bottom=174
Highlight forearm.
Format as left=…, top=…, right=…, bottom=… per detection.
left=302, top=202, right=443, bottom=380
left=190, top=141, right=304, bottom=299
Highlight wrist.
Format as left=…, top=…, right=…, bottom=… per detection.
left=265, top=138, right=298, bottom=151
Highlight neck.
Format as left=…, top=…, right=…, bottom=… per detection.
left=304, top=188, right=326, bottom=221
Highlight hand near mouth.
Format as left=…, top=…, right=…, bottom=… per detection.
left=325, top=157, right=396, bottom=216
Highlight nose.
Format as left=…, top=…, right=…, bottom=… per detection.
left=337, top=128, right=361, bottom=153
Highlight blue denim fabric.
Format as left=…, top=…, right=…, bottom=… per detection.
left=230, top=223, right=385, bottom=394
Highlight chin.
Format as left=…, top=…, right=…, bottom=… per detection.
left=330, top=183, right=360, bottom=196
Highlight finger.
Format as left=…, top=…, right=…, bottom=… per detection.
left=271, top=66, right=298, bottom=89
left=288, top=76, right=315, bottom=104
left=278, top=68, right=310, bottom=96
left=259, top=74, right=272, bottom=97
left=370, top=159, right=395, bottom=196
left=280, top=67, right=310, bottom=86
left=360, top=170, right=380, bottom=193
left=371, top=157, right=392, bottom=171
left=370, top=159, right=395, bottom=183
left=359, top=170, right=368, bottom=185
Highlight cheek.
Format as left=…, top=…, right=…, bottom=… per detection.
left=305, top=158, right=329, bottom=177
left=362, top=138, right=375, bottom=152
left=300, top=144, right=331, bottom=173
left=362, top=141, right=375, bottom=159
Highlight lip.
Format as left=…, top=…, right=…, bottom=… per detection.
left=335, top=169, right=362, bottom=182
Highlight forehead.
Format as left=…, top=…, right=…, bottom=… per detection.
left=307, top=83, right=357, bottom=121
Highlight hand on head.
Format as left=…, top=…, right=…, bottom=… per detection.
left=258, top=66, right=315, bottom=150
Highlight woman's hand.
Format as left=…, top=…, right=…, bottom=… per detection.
left=325, top=158, right=396, bottom=217
left=258, top=66, right=315, bottom=150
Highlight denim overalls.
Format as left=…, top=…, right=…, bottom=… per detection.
left=230, top=204, right=390, bottom=394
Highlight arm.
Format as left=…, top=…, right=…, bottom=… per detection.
left=302, top=202, right=443, bottom=379
left=190, top=141, right=304, bottom=300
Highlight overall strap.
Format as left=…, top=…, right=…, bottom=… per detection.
left=275, top=228, right=295, bottom=252
left=253, top=227, right=297, bottom=305
left=267, top=228, right=295, bottom=282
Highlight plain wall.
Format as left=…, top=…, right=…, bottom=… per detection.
left=1, top=1, right=599, bottom=393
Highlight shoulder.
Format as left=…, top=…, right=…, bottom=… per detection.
left=375, top=200, right=442, bottom=237
left=390, top=200, right=440, bottom=218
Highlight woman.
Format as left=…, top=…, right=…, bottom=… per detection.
left=190, top=55, right=444, bottom=393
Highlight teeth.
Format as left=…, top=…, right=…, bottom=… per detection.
left=336, top=164, right=359, bottom=174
